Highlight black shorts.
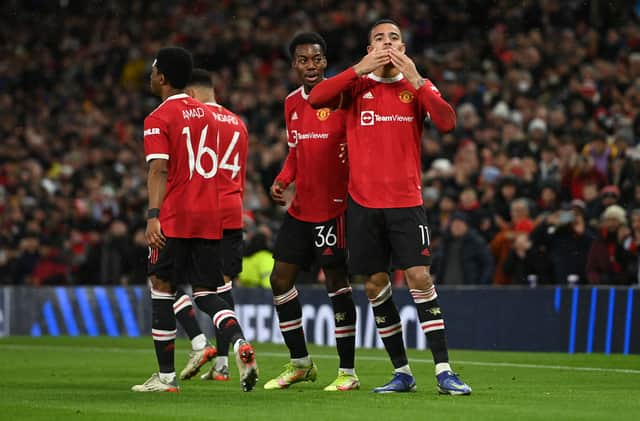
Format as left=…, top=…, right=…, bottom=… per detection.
left=347, top=196, right=432, bottom=275
left=273, top=211, right=346, bottom=270
left=148, top=237, right=224, bottom=290
left=221, top=229, right=243, bottom=279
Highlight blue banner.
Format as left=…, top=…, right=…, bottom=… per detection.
left=5, top=285, right=639, bottom=354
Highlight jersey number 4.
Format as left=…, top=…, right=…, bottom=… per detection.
left=183, top=126, right=242, bottom=180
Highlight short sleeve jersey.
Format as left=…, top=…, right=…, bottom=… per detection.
left=143, top=93, right=223, bottom=239
left=284, top=86, right=349, bottom=222
left=205, top=102, right=248, bottom=230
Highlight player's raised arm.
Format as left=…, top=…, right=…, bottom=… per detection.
left=308, top=69, right=354, bottom=109
left=388, top=48, right=456, bottom=133
left=416, top=79, right=456, bottom=133
left=308, top=50, right=390, bottom=109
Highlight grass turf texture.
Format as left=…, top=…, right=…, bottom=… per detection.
left=1, top=337, right=639, bottom=420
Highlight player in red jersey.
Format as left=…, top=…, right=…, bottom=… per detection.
left=131, top=47, right=257, bottom=393
left=171, top=68, right=249, bottom=382
left=309, top=20, right=472, bottom=395
left=264, top=33, right=359, bottom=392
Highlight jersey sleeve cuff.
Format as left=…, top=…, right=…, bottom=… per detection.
left=146, top=153, right=169, bottom=162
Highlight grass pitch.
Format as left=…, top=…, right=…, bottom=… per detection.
left=1, top=337, right=639, bottom=420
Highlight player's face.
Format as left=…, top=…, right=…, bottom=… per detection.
left=292, top=44, right=327, bottom=89
left=150, top=65, right=162, bottom=96
left=368, top=23, right=405, bottom=54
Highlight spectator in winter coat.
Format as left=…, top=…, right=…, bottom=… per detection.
left=435, top=211, right=493, bottom=285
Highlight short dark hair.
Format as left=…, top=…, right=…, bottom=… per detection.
left=154, top=47, right=193, bottom=89
left=288, top=32, right=327, bottom=59
left=368, top=19, right=401, bottom=42
left=188, top=68, right=213, bottom=88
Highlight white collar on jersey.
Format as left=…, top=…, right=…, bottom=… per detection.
left=205, top=101, right=221, bottom=108
left=165, top=93, right=190, bottom=101
left=367, top=72, right=404, bottom=83
left=299, top=86, right=309, bottom=100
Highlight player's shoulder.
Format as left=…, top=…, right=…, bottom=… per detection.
left=285, top=86, right=305, bottom=103
left=148, top=93, right=199, bottom=119
left=205, top=102, right=246, bottom=130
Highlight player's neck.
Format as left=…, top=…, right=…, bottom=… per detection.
left=161, top=87, right=185, bottom=101
left=373, top=65, right=400, bottom=79
left=303, top=79, right=324, bottom=95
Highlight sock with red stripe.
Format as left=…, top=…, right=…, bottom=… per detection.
left=151, top=289, right=177, bottom=374
left=411, top=286, right=449, bottom=364
left=369, top=284, right=408, bottom=369
left=274, top=287, right=308, bottom=359
left=194, top=291, right=244, bottom=347
left=215, top=285, right=234, bottom=358
left=173, top=290, right=207, bottom=350
left=329, top=287, right=356, bottom=370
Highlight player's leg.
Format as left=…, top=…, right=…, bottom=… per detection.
left=317, top=213, right=359, bottom=391
left=389, top=207, right=471, bottom=395
left=347, top=197, right=414, bottom=393
left=132, top=241, right=180, bottom=392
left=190, top=239, right=258, bottom=392
left=202, top=229, right=242, bottom=381
left=264, top=213, right=317, bottom=390
left=323, top=266, right=359, bottom=391
left=174, top=286, right=217, bottom=380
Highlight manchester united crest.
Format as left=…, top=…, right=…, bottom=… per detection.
left=316, top=108, right=331, bottom=121
left=398, top=90, right=414, bottom=103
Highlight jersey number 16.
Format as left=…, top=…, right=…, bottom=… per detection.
left=183, top=126, right=242, bottom=180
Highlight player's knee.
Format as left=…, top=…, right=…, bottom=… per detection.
left=324, top=266, right=349, bottom=293
left=150, top=275, right=174, bottom=294
left=364, top=272, right=389, bottom=300
left=404, top=266, right=433, bottom=289
left=269, top=268, right=292, bottom=295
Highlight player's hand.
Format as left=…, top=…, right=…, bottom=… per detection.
left=270, top=181, right=287, bottom=206
left=145, top=218, right=166, bottom=249
left=388, top=49, right=423, bottom=88
left=353, top=49, right=391, bottom=76
left=339, top=143, right=348, bottom=164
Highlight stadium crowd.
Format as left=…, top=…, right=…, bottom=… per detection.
left=2, top=0, right=640, bottom=286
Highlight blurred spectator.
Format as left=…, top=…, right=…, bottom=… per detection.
left=434, top=211, right=493, bottom=285
left=490, top=198, right=534, bottom=285
left=586, top=205, right=634, bottom=284
left=238, top=225, right=274, bottom=288
left=502, top=231, right=548, bottom=286
left=530, top=201, right=594, bottom=284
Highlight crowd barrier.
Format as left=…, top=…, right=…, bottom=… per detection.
left=1, top=285, right=637, bottom=354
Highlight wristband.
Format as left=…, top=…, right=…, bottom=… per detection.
left=147, top=208, right=160, bottom=219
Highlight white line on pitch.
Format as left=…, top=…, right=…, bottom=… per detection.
left=2, top=343, right=639, bottom=375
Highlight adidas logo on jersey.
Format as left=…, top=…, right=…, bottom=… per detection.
left=291, top=112, right=299, bottom=120
left=362, top=91, right=374, bottom=99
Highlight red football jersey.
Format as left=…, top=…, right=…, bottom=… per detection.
left=205, top=102, right=248, bottom=230
left=309, top=68, right=456, bottom=208
left=275, top=86, right=348, bottom=222
left=143, top=93, right=223, bottom=239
